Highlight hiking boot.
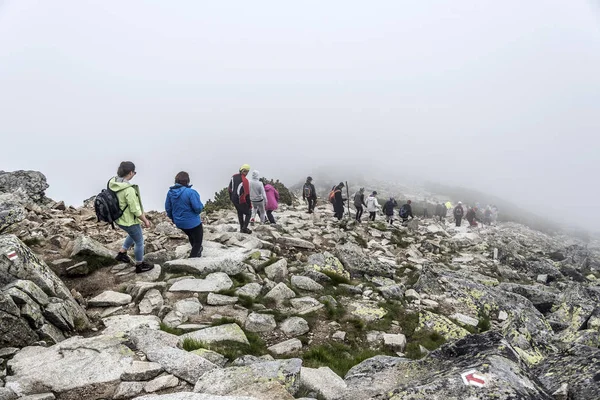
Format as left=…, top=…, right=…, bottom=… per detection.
left=115, top=252, right=131, bottom=264
left=135, top=261, right=154, bottom=274
left=242, top=228, right=253, bottom=234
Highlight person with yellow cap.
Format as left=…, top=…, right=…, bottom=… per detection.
left=228, top=164, right=253, bottom=233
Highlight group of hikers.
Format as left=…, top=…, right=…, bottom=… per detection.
left=302, top=176, right=499, bottom=229
left=96, top=162, right=499, bottom=273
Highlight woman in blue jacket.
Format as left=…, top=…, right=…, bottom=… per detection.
left=165, top=171, right=204, bottom=258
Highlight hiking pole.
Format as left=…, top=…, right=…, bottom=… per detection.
left=345, top=181, right=350, bottom=218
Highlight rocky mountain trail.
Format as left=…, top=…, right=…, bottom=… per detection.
left=1, top=170, right=600, bottom=399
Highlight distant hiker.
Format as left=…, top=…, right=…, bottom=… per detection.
left=165, top=171, right=204, bottom=258
left=264, top=182, right=280, bottom=224
left=110, top=161, right=154, bottom=273
left=353, top=188, right=366, bottom=222
left=330, top=182, right=345, bottom=220
left=435, top=203, right=446, bottom=222
left=383, top=197, right=398, bottom=225
left=483, top=207, right=493, bottom=226
left=453, top=202, right=464, bottom=227
left=466, top=207, right=480, bottom=227
left=491, top=205, right=499, bottom=224
left=399, top=200, right=414, bottom=224
left=249, top=170, right=268, bottom=224
left=422, top=205, right=430, bottom=219
left=366, top=191, right=380, bottom=221
left=228, top=164, right=252, bottom=234
left=303, top=177, right=317, bottom=214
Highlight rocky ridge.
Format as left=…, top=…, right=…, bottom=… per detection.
left=0, top=170, right=599, bottom=400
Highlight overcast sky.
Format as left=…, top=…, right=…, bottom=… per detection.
left=1, top=1, right=599, bottom=231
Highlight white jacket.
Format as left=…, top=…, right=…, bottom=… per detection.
left=249, top=170, right=268, bottom=206
left=366, top=196, right=379, bottom=212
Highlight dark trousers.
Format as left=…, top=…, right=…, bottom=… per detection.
left=308, top=198, right=316, bottom=213
left=235, top=203, right=252, bottom=230
left=369, top=212, right=376, bottom=221
left=182, top=224, right=204, bottom=258
left=355, top=205, right=364, bottom=221
left=455, top=216, right=462, bottom=227
left=334, top=204, right=344, bottom=220
left=266, top=210, right=276, bottom=224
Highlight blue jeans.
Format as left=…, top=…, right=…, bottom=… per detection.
left=118, top=224, right=144, bottom=262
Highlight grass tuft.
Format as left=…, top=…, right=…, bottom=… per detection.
left=160, top=323, right=184, bottom=336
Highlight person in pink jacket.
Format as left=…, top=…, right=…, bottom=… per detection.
left=264, top=183, right=280, bottom=224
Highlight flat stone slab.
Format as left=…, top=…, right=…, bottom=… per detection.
left=164, top=244, right=250, bottom=276
left=207, top=293, right=239, bottom=306
left=88, top=291, right=132, bottom=307
left=268, top=339, right=302, bottom=355
left=5, top=335, right=134, bottom=398
left=169, top=273, right=233, bottom=293
left=102, top=315, right=161, bottom=337
left=121, top=361, right=163, bottom=381
left=179, top=324, right=249, bottom=346
left=134, top=393, right=258, bottom=400
left=300, top=366, right=347, bottom=400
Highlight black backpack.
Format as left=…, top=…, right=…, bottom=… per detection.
left=94, top=181, right=127, bottom=229
left=400, top=204, right=409, bottom=218
left=303, top=183, right=312, bottom=199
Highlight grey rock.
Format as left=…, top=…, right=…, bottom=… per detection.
left=129, top=282, right=167, bottom=303
left=300, top=367, right=347, bottom=400
left=169, top=273, right=233, bottom=293
left=88, top=290, right=132, bottom=307
left=280, top=317, right=309, bottom=337
left=190, top=348, right=228, bottom=367
left=264, top=283, right=296, bottom=303
left=164, top=243, right=249, bottom=275
left=114, top=382, right=145, bottom=399
left=404, top=289, right=420, bottom=300
left=0, top=194, right=26, bottom=233
left=121, top=361, right=164, bottom=381
left=0, top=171, right=49, bottom=204
left=5, top=335, right=134, bottom=398
left=340, top=331, right=553, bottom=400
left=179, top=324, right=249, bottom=346
left=18, top=394, right=56, bottom=400
left=2, top=280, right=48, bottom=306
left=264, top=259, right=288, bottom=282
left=0, top=293, right=37, bottom=347
left=138, top=289, right=164, bottom=315
left=334, top=243, right=395, bottom=278
left=207, top=293, right=238, bottom=306
left=332, top=331, right=346, bottom=341
left=144, top=374, right=179, bottom=393
left=235, top=283, right=262, bottom=299
left=133, top=393, right=258, bottom=400
left=267, top=338, right=302, bottom=355
left=383, top=333, right=406, bottom=351
left=450, top=313, right=479, bottom=327
left=162, top=311, right=184, bottom=328
left=194, top=358, right=302, bottom=396
left=0, top=387, right=17, bottom=400
left=291, top=276, right=324, bottom=292
left=69, top=235, right=115, bottom=260
left=36, top=323, right=66, bottom=345
left=174, top=297, right=202, bottom=317
left=277, top=236, right=315, bottom=250
left=66, top=261, right=90, bottom=277
left=534, top=343, right=600, bottom=400
left=102, top=315, right=161, bottom=337
left=244, top=312, right=276, bottom=333
left=43, top=298, right=75, bottom=331
left=377, top=284, right=404, bottom=300
left=0, top=347, right=19, bottom=359
left=18, top=293, right=45, bottom=329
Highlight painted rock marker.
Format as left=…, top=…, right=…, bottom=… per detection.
left=461, top=369, right=487, bottom=387
left=6, top=250, right=18, bottom=261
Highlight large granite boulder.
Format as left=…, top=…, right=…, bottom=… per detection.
left=0, top=171, right=50, bottom=204
left=5, top=335, right=134, bottom=399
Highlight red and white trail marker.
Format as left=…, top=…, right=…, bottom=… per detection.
left=6, top=250, right=18, bottom=261
left=461, top=370, right=487, bottom=387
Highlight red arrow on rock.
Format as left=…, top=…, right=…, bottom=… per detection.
left=461, top=369, right=487, bottom=387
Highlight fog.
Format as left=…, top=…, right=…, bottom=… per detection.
left=1, top=1, right=599, bottom=231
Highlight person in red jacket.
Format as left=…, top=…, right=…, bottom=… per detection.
left=228, top=164, right=253, bottom=234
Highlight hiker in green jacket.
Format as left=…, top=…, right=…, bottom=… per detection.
left=110, top=161, right=154, bottom=273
